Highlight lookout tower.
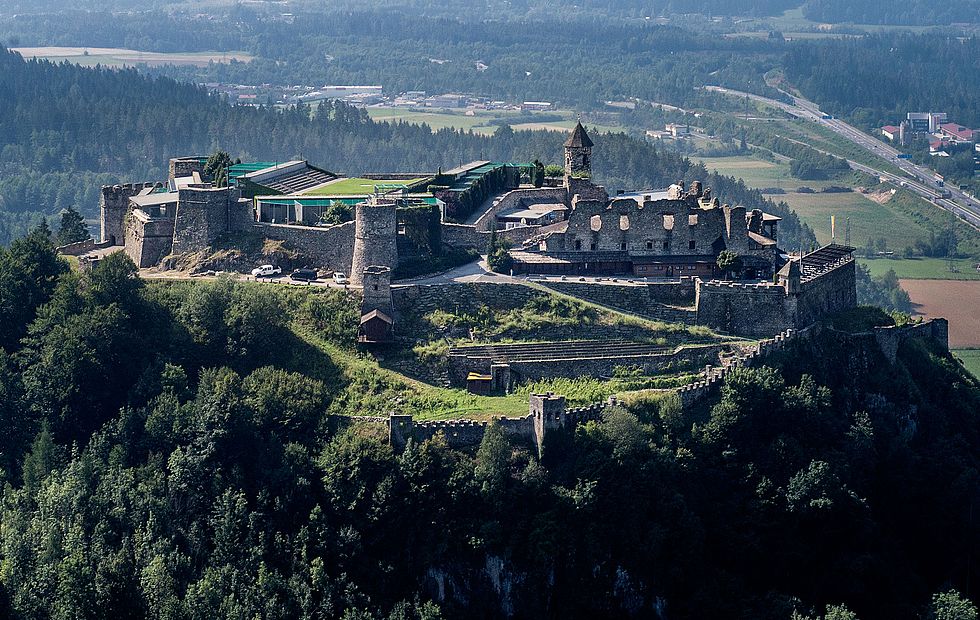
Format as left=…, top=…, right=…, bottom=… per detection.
left=564, top=122, right=594, bottom=179
left=350, top=197, right=398, bottom=286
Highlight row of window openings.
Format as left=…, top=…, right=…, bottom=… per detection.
left=574, top=240, right=697, bottom=251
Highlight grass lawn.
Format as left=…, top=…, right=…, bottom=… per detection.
left=953, top=349, right=980, bottom=380
left=305, top=177, right=426, bottom=196
left=862, top=257, right=980, bottom=280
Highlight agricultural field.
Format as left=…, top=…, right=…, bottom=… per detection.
left=901, top=279, right=980, bottom=348
left=696, top=155, right=930, bottom=247
left=10, top=46, right=252, bottom=67
left=367, top=106, right=619, bottom=135
left=953, top=349, right=980, bottom=380
left=306, top=177, right=426, bottom=196
left=863, top=257, right=980, bottom=281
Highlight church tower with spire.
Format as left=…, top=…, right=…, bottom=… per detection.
left=564, top=122, right=593, bottom=179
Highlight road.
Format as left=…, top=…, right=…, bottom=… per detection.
left=705, top=86, right=980, bottom=231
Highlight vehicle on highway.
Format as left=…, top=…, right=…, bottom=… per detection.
left=251, top=264, right=281, bottom=277
left=289, top=268, right=318, bottom=282
left=332, top=272, right=348, bottom=285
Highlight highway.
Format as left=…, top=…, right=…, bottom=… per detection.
left=704, top=86, right=980, bottom=231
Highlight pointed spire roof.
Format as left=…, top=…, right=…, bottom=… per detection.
left=564, top=122, right=594, bottom=148
left=777, top=259, right=801, bottom=279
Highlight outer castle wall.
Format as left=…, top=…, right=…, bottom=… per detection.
left=171, top=187, right=248, bottom=255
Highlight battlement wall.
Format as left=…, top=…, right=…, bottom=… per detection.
left=677, top=327, right=804, bottom=406
left=100, top=182, right=159, bottom=245
left=388, top=395, right=620, bottom=453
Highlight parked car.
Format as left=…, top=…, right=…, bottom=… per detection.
left=332, top=272, right=348, bottom=285
left=251, top=264, right=281, bottom=277
left=290, top=268, right=318, bottom=282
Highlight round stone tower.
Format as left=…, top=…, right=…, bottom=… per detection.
left=350, top=198, right=398, bottom=286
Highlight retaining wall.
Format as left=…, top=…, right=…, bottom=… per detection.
left=251, top=221, right=356, bottom=272
left=541, top=279, right=696, bottom=322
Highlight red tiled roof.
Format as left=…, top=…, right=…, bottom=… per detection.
left=881, top=125, right=900, bottom=134
left=939, top=123, right=974, bottom=141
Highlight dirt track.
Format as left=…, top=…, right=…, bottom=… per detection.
left=901, top=279, right=980, bottom=348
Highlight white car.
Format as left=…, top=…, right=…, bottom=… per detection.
left=251, top=264, right=281, bottom=277
left=333, top=272, right=348, bottom=285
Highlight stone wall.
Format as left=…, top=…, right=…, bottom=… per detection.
left=100, top=183, right=157, bottom=245
left=448, top=343, right=727, bottom=386
left=125, top=211, right=176, bottom=268
left=168, top=157, right=206, bottom=182
left=473, top=187, right=569, bottom=232
left=797, top=258, right=857, bottom=327
left=873, top=318, right=949, bottom=363
left=695, top=280, right=796, bottom=337
left=441, top=222, right=542, bottom=252
left=56, top=239, right=113, bottom=257
left=388, top=395, right=617, bottom=455
left=252, top=221, right=356, bottom=272
left=540, top=279, right=696, bottom=320
left=171, top=187, right=245, bottom=255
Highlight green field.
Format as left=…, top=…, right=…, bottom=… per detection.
left=367, top=107, right=620, bottom=135
left=861, top=257, right=980, bottom=280
left=953, top=349, right=980, bottom=379
left=305, top=177, right=426, bottom=196
left=696, top=156, right=930, bottom=247
left=10, top=46, right=252, bottom=68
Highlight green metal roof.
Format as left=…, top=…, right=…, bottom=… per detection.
left=228, top=162, right=279, bottom=179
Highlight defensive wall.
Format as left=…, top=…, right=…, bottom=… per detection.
left=447, top=341, right=728, bottom=387
left=126, top=210, right=177, bottom=268
left=539, top=279, right=697, bottom=323
left=677, top=317, right=950, bottom=407
left=472, top=187, right=570, bottom=232
left=56, top=238, right=114, bottom=257
left=389, top=394, right=614, bottom=455
left=250, top=221, right=356, bottom=273
left=171, top=187, right=251, bottom=255
left=695, top=280, right=795, bottom=337
left=391, top=282, right=541, bottom=318
left=695, top=254, right=856, bottom=337
left=441, top=222, right=543, bottom=252
left=100, top=183, right=160, bottom=245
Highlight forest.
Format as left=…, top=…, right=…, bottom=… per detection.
left=783, top=34, right=980, bottom=130
left=801, top=0, right=980, bottom=26
left=0, top=47, right=815, bottom=251
left=0, top=222, right=978, bottom=619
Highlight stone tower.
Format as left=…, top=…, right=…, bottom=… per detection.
left=350, top=198, right=398, bottom=286
left=100, top=182, right=156, bottom=245
left=777, top=259, right=801, bottom=295
left=564, top=122, right=594, bottom=179
left=361, top=265, right=393, bottom=316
